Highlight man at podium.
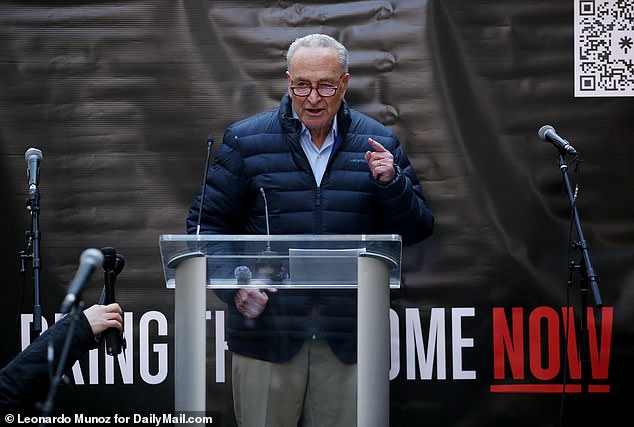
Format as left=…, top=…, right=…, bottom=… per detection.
left=187, top=33, right=434, bottom=427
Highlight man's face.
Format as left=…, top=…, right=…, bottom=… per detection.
left=286, top=46, right=349, bottom=139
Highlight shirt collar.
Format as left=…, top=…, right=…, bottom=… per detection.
left=292, top=106, right=338, bottom=141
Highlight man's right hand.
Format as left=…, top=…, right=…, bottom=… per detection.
left=235, top=287, right=277, bottom=319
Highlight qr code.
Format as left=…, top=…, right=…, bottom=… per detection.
left=575, top=0, right=634, bottom=97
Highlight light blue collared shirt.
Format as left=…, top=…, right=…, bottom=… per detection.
left=292, top=108, right=337, bottom=187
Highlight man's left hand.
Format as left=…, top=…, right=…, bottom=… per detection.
left=365, top=138, right=395, bottom=183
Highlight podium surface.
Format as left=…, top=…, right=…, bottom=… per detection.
left=160, top=233, right=401, bottom=289
left=159, top=234, right=402, bottom=427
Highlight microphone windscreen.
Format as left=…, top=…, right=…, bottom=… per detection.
left=538, top=125, right=555, bottom=141
left=25, top=147, right=43, bottom=162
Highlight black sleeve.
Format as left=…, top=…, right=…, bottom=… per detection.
left=0, top=310, right=97, bottom=409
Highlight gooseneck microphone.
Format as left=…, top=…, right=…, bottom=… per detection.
left=100, top=247, right=126, bottom=355
left=255, top=187, right=286, bottom=282
left=60, top=248, right=104, bottom=314
left=538, top=125, right=578, bottom=155
left=259, top=187, right=272, bottom=252
left=25, top=147, right=43, bottom=189
left=196, top=135, right=215, bottom=235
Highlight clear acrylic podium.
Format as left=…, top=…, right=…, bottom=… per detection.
left=159, top=234, right=402, bottom=427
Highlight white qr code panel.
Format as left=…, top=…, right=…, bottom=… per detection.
left=575, top=0, right=634, bottom=97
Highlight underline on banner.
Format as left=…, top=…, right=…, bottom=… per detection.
left=490, top=384, right=610, bottom=393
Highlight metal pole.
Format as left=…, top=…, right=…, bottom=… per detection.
left=357, top=254, right=390, bottom=427
left=174, top=255, right=207, bottom=415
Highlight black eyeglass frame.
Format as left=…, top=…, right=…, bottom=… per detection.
left=289, top=74, right=345, bottom=97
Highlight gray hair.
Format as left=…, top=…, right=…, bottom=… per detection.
left=286, top=34, right=349, bottom=73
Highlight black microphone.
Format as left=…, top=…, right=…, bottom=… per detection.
left=113, top=253, right=125, bottom=276
left=101, top=246, right=126, bottom=275
left=60, top=248, right=104, bottom=314
left=100, top=247, right=125, bottom=300
left=101, top=246, right=117, bottom=271
left=25, top=147, right=43, bottom=188
left=538, top=125, right=578, bottom=155
left=100, top=247, right=126, bottom=355
left=196, top=135, right=214, bottom=235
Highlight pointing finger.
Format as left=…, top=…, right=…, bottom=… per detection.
left=368, top=138, right=388, bottom=152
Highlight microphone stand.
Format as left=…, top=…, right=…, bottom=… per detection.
left=39, top=302, right=84, bottom=423
left=22, top=183, right=43, bottom=338
left=556, top=151, right=602, bottom=397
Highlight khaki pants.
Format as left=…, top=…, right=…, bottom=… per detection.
left=231, top=340, right=357, bottom=427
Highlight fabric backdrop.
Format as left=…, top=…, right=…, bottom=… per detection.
left=1, top=1, right=632, bottom=425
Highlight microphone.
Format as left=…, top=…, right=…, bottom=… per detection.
left=259, top=187, right=272, bottom=252
left=196, top=135, right=214, bottom=235
left=100, top=247, right=126, bottom=355
left=101, top=246, right=118, bottom=271
left=235, top=265, right=259, bottom=325
left=255, top=188, right=286, bottom=282
left=25, top=147, right=43, bottom=188
left=538, top=125, right=578, bottom=155
left=60, top=248, right=104, bottom=314
left=234, top=265, right=252, bottom=287
left=100, top=246, right=126, bottom=275
left=113, top=253, right=125, bottom=276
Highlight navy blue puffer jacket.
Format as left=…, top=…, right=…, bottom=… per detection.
left=187, top=94, right=433, bottom=363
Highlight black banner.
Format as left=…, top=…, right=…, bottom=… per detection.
left=0, top=1, right=631, bottom=425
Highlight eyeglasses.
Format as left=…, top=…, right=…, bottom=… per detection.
left=290, top=84, right=339, bottom=97
left=289, top=75, right=343, bottom=97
